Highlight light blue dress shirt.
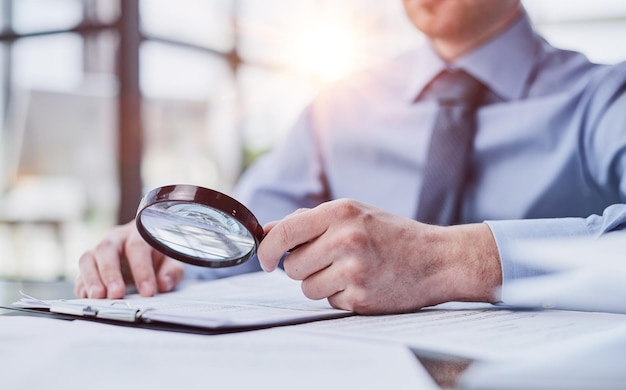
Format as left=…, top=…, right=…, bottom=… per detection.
left=188, top=13, right=626, bottom=302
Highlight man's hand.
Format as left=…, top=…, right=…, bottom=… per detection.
left=74, top=221, right=184, bottom=299
left=258, top=199, right=502, bottom=315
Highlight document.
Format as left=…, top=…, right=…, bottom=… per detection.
left=10, top=266, right=626, bottom=366
left=459, top=323, right=626, bottom=389
left=10, top=271, right=351, bottom=330
left=0, top=316, right=438, bottom=390
left=295, top=302, right=626, bottom=361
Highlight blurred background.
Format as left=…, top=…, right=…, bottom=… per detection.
left=0, top=0, right=625, bottom=282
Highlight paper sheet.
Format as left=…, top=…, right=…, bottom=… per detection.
left=459, top=323, right=626, bottom=389
left=295, top=303, right=626, bottom=361
left=0, top=316, right=438, bottom=390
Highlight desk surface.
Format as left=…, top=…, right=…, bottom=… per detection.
left=0, top=278, right=469, bottom=389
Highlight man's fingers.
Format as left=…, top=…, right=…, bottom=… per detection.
left=263, top=208, right=311, bottom=234
left=299, top=265, right=345, bottom=301
left=155, top=257, right=185, bottom=293
left=92, top=231, right=130, bottom=299
left=77, top=223, right=135, bottom=299
left=258, top=207, right=327, bottom=272
left=124, top=231, right=160, bottom=297
left=263, top=220, right=279, bottom=232
left=74, top=221, right=164, bottom=299
left=282, top=239, right=332, bottom=281
left=77, top=249, right=109, bottom=299
left=74, top=276, right=86, bottom=298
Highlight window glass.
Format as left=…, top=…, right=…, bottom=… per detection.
left=12, top=0, right=83, bottom=34
left=523, top=0, right=626, bottom=64
left=12, top=33, right=83, bottom=90
left=83, top=29, right=118, bottom=74
left=238, top=64, right=317, bottom=154
left=0, top=42, right=6, bottom=193
left=524, top=0, right=626, bottom=23
left=2, top=33, right=118, bottom=281
left=140, top=41, right=229, bottom=100
left=535, top=21, right=626, bottom=64
left=140, top=0, right=234, bottom=52
left=0, top=1, right=6, bottom=31
left=86, top=0, right=120, bottom=24
left=140, top=42, right=238, bottom=192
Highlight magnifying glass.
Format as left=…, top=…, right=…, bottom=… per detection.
left=135, top=184, right=265, bottom=268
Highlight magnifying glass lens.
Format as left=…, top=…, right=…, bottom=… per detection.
left=136, top=185, right=264, bottom=268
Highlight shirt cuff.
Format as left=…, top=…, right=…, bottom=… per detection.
left=484, top=218, right=589, bottom=302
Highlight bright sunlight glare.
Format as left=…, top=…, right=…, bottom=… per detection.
left=289, top=23, right=360, bottom=83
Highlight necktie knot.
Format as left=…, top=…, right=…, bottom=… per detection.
left=420, top=69, right=486, bottom=107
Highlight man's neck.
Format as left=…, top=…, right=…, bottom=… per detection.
left=433, top=4, right=523, bottom=62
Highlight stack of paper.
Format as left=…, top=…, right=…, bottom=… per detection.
left=459, top=323, right=626, bottom=389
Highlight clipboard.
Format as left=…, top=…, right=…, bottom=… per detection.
left=4, top=271, right=352, bottom=333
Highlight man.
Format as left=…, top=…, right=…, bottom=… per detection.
left=75, top=0, right=626, bottom=315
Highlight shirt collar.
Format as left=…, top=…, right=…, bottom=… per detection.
left=405, top=11, right=539, bottom=103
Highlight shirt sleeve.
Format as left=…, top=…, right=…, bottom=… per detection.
left=233, top=105, right=329, bottom=225
left=487, top=62, right=626, bottom=302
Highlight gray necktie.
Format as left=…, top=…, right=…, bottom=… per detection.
left=416, top=70, right=486, bottom=225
